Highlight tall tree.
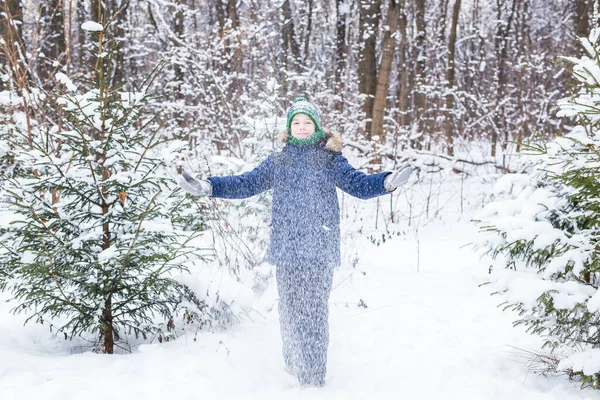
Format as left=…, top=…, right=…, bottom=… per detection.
left=0, top=31, right=207, bottom=353
left=0, top=0, right=25, bottom=91
left=77, top=0, right=87, bottom=72
left=334, top=0, right=348, bottom=98
left=38, top=0, right=66, bottom=88
left=90, top=0, right=129, bottom=89
left=575, top=0, right=591, bottom=45
left=173, top=0, right=185, bottom=97
left=397, top=6, right=409, bottom=128
left=492, top=0, right=518, bottom=158
left=280, top=0, right=300, bottom=98
left=413, top=0, right=427, bottom=145
left=109, top=0, right=129, bottom=90
left=371, top=0, right=401, bottom=144
left=282, top=0, right=300, bottom=72
left=358, top=0, right=382, bottom=137
left=303, top=0, right=314, bottom=62
left=478, top=33, right=600, bottom=386
left=444, top=0, right=461, bottom=156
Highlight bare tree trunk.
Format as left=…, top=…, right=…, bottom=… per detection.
left=371, top=0, right=401, bottom=145
left=90, top=1, right=104, bottom=32
left=212, top=0, right=243, bottom=92
left=304, top=0, right=314, bottom=62
left=282, top=0, right=300, bottom=73
left=90, top=0, right=105, bottom=75
left=334, top=0, right=348, bottom=102
left=172, top=0, right=186, bottom=129
left=173, top=1, right=185, bottom=94
left=358, top=0, right=382, bottom=138
left=214, top=0, right=225, bottom=28
left=414, top=0, right=427, bottom=147
left=445, top=0, right=461, bottom=156
left=437, top=0, right=450, bottom=44
left=0, top=0, right=34, bottom=149
left=102, top=296, right=114, bottom=354
left=64, top=0, right=73, bottom=74
left=227, top=0, right=244, bottom=99
left=38, top=0, right=66, bottom=88
left=575, top=0, right=591, bottom=40
left=89, top=0, right=128, bottom=90
left=0, top=0, right=23, bottom=50
left=397, top=7, right=409, bottom=128
left=492, top=0, right=517, bottom=158
left=109, top=0, right=128, bottom=90
left=77, top=0, right=87, bottom=71
left=0, top=0, right=25, bottom=91
left=515, top=0, right=531, bottom=153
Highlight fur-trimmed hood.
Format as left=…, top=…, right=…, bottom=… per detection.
left=278, top=130, right=342, bottom=152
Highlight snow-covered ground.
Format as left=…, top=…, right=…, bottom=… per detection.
left=0, top=175, right=597, bottom=399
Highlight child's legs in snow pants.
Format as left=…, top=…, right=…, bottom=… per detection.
left=276, top=261, right=334, bottom=386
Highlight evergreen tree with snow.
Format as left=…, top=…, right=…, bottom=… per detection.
left=477, top=17, right=600, bottom=388
left=0, top=21, right=207, bottom=353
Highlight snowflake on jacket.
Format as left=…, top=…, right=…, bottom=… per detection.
left=208, top=130, right=390, bottom=267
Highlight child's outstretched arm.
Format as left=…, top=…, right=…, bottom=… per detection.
left=207, top=155, right=274, bottom=199
left=333, top=155, right=412, bottom=199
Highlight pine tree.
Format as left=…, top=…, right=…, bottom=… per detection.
left=476, top=13, right=600, bottom=388
left=0, top=21, right=208, bottom=354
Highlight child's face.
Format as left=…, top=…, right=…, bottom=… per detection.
left=290, top=113, right=316, bottom=139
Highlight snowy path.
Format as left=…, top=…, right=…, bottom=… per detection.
left=1, top=222, right=597, bottom=399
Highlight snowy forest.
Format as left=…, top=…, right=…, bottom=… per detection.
left=0, top=0, right=591, bottom=159
left=3, top=0, right=600, bottom=398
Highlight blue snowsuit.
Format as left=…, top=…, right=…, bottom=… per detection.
left=208, top=132, right=390, bottom=386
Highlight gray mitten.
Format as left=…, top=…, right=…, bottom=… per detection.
left=179, top=171, right=212, bottom=196
left=384, top=164, right=413, bottom=192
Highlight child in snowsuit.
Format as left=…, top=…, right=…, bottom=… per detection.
left=179, top=97, right=412, bottom=388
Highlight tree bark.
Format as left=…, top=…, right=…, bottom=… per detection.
left=575, top=0, right=590, bottom=40
left=445, top=0, right=461, bottom=156
left=492, top=0, right=517, bottom=158
left=414, top=0, right=427, bottom=146
left=282, top=0, right=300, bottom=73
left=437, top=0, right=450, bottom=44
left=77, top=0, right=87, bottom=71
left=214, top=0, right=225, bottom=28
left=109, top=0, right=129, bottom=90
left=89, top=1, right=129, bottom=90
left=371, top=0, right=401, bottom=144
left=334, top=0, right=348, bottom=98
left=38, top=0, right=66, bottom=88
left=226, top=0, right=243, bottom=98
left=0, top=0, right=23, bottom=49
left=96, top=27, right=114, bottom=354
left=0, top=0, right=25, bottom=91
left=358, top=0, right=382, bottom=138
left=397, top=7, right=409, bottom=128
left=171, top=0, right=187, bottom=129
left=102, top=296, right=114, bottom=354
left=304, top=0, right=314, bottom=63
left=173, top=1, right=185, bottom=93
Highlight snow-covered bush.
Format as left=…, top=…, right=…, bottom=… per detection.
left=0, top=25, right=210, bottom=354
left=0, top=89, right=36, bottom=180
left=476, top=24, right=600, bottom=388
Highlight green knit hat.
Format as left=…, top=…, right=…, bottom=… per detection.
left=286, top=97, right=323, bottom=134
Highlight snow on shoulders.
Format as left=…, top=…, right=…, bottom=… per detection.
left=81, top=21, right=103, bottom=32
